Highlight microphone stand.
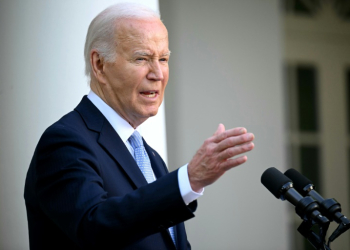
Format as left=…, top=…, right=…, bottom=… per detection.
left=327, top=216, right=350, bottom=247
left=295, top=197, right=350, bottom=249
left=293, top=196, right=331, bottom=250
left=297, top=219, right=330, bottom=250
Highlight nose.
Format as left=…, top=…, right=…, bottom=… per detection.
left=147, top=61, right=164, bottom=81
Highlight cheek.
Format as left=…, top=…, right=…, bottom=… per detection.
left=161, top=67, right=169, bottom=83
left=163, top=69, right=169, bottom=83
left=162, top=77, right=169, bottom=91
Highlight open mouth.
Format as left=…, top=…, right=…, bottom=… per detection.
left=140, top=91, right=158, bottom=98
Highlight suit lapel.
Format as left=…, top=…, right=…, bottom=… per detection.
left=98, top=122, right=148, bottom=188
left=144, top=140, right=168, bottom=179
left=75, top=96, right=147, bottom=188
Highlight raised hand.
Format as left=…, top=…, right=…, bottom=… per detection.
left=188, top=124, right=255, bottom=192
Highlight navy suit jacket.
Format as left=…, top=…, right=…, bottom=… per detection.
left=24, top=96, right=197, bottom=250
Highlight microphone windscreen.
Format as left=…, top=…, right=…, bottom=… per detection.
left=261, top=167, right=292, bottom=199
left=284, top=168, right=312, bottom=195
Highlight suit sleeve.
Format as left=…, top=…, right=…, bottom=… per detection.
left=31, top=124, right=197, bottom=249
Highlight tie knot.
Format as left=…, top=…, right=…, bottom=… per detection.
left=128, top=130, right=143, bottom=149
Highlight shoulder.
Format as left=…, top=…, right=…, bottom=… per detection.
left=38, top=95, right=104, bottom=148
left=41, top=110, right=88, bottom=143
left=34, top=108, right=102, bottom=164
left=31, top=110, right=103, bottom=177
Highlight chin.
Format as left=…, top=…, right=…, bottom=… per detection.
left=145, top=109, right=159, bottom=118
left=145, top=105, right=160, bottom=116
left=148, top=111, right=158, bottom=117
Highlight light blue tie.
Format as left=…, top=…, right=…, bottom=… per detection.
left=128, top=131, right=176, bottom=247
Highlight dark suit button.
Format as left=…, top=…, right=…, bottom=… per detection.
left=158, top=225, right=165, bottom=230
left=169, top=220, right=173, bottom=224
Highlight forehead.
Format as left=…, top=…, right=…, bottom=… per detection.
left=115, top=18, right=169, bottom=52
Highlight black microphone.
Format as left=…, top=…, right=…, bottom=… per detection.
left=284, top=168, right=350, bottom=226
left=261, top=167, right=329, bottom=225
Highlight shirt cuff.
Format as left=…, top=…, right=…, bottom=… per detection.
left=178, top=164, right=204, bottom=205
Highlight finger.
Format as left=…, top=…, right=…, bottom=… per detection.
left=225, top=127, right=248, bottom=137
left=218, top=141, right=254, bottom=161
left=220, top=155, right=248, bottom=171
left=213, top=123, right=225, bottom=136
left=213, top=127, right=247, bottom=143
left=216, top=133, right=254, bottom=152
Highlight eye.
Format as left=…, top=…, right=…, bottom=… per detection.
left=136, top=58, right=147, bottom=61
left=159, top=58, right=169, bottom=63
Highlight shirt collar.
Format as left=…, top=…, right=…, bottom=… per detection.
left=87, top=90, right=136, bottom=143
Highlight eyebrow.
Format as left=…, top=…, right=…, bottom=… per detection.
left=162, top=51, right=171, bottom=56
left=134, top=51, right=151, bottom=57
left=133, top=51, right=171, bottom=57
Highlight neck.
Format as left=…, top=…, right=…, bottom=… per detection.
left=90, top=80, right=106, bottom=103
left=89, top=80, right=144, bottom=129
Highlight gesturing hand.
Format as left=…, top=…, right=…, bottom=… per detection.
left=188, top=124, right=255, bottom=192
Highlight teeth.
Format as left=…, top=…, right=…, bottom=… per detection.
left=142, top=92, right=156, bottom=98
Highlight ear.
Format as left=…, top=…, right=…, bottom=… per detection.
left=90, top=49, right=107, bottom=84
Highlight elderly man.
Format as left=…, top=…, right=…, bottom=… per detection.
left=24, top=3, right=254, bottom=250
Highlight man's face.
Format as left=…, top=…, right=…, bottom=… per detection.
left=101, top=18, right=169, bottom=128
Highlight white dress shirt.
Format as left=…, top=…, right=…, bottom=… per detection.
left=87, top=90, right=203, bottom=205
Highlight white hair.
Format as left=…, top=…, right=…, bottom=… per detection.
left=84, top=3, right=161, bottom=80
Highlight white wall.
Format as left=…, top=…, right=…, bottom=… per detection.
left=160, top=1, right=289, bottom=249
left=0, top=1, right=163, bottom=249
